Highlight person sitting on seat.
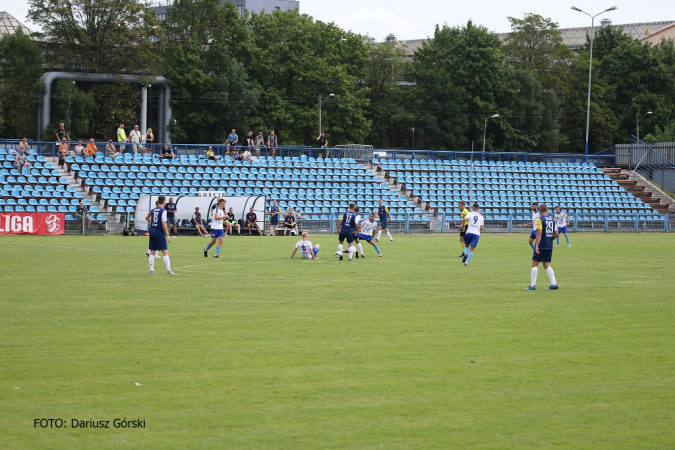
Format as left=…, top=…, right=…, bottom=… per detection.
left=246, top=207, right=261, bottom=236
left=58, top=138, right=70, bottom=165
left=225, top=207, right=241, bottom=236
left=85, top=139, right=97, bottom=157
left=192, top=207, right=209, bottom=236
left=283, top=210, right=296, bottom=236
left=206, top=146, right=218, bottom=162
left=161, top=143, right=176, bottom=159
left=105, top=140, right=120, bottom=158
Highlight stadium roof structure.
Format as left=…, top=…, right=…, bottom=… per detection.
left=0, top=11, right=32, bottom=36
left=399, top=20, right=675, bottom=55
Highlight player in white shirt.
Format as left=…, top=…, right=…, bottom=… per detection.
left=523, top=202, right=540, bottom=250
left=204, top=198, right=227, bottom=258
left=462, top=203, right=485, bottom=266
left=554, top=206, right=571, bottom=247
left=291, top=232, right=320, bottom=259
left=356, top=212, right=383, bottom=257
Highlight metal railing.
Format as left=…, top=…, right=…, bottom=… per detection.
left=65, top=211, right=131, bottom=235
left=628, top=136, right=675, bottom=197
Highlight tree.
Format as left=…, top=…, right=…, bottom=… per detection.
left=48, top=80, right=96, bottom=139
left=0, top=29, right=44, bottom=139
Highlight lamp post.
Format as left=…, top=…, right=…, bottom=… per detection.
left=411, top=127, right=415, bottom=150
left=571, top=5, right=618, bottom=161
left=636, top=111, right=652, bottom=141
left=318, top=93, right=335, bottom=135
left=482, top=114, right=499, bottom=153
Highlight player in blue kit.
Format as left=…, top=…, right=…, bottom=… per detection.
left=523, top=202, right=540, bottom=250
left=145, top=196, right=175, bottom=275
left=554, top=206, right=571, bottom=247
left=204, top=198, right=227, bottom=258
left=268, top=200, right=280, bottom=236
left=336, top=203, right=357, bottom=261
left=526, top=204, right=559, bottom=290
left=462, top=203, right=484, bottom=266
left=375, top=199, right=394, bottom=242
left=164, top=197, right=178, bottom=238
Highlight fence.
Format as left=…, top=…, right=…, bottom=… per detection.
left=281, top=211, right=671, bottom=235
left=65, top=211, right=131, bottom=235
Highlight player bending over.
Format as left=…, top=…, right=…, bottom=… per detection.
left=204, top=198, right=227, bottom=258
left=145, top=196, right=175, bottom=275
left=375, top=200, right=394, bottom=242
left=523, top=202, right=540, bottom=250
left=462, top=203, right=484, bottom=267
left=554, top=206, right=571, bottom=247
left=526, top=204, right=559, bottom=290
left=457, top=201, right=469, bottom=257
left=291, top=232, right=320, bottom=259
left=336, top=203, right=358, bottom=261
left=356, top=212, right=383, bottom=258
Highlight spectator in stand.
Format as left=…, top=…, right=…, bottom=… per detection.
left=267, top=130, right=278, bottom=157
left=145, top=128, right=154, bottom=154
left=19, top=137, right=30, bottom=152
left=161, top=143, right=176, bottom=159
left=242, top=147, right=252, bottom=162
left=246, top=207, right=261, bottom=236
left=283, top=210, right=296, bottom=236
left=58, top=138, right=70, bottom=165
left=129, top=124, right=143, bottom=154
left=232, top=148, right=242, bottom=161
left=165, top=197, right=178, bottom=237
left=206, top=146, right=218, bottom=162
left=73, top=139, right=85, bottom=157
left=56, top=122, right=70, bottom=142
left=85, top=138, right=97, bottom=157
left=317, top=130, right=329, bottom=158
left=192, top=207, right=209, bottom=236
left=117, top=122, right=128, bottom=153
left=246, top=131, right=255, bottom=153
left=224, top=128, right=238, bottom=155
left=255, top=131, right=265, bottom=158
left=105, top=140, right=119, bottom=158
left=226, top=207, right=241, bottom=236
left=14, top=147, right=31, bottom=172
left=75, top=200, right=92, bottom=229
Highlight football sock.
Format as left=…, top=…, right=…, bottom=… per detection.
left=215, top=247, right=221, bottom=256
left=149, top=255, right=155, bottom=272
left=357, top=243, right=364, bottom=255
left=205, top=243, right=212, bottom=251
left=348, top=246, right=354, bottom=260
left=338, top=244, right=343, bottom=253
left=556, top=237, right=560, bottom=245
left=376, top=231, right=382, bottom=240
left=546, top=267, right=557, bottom=285
left=565, top=235, right=570, bottom=245
left=531, top=267, right=538, bottom=286
left=163, top=255, right=171, bottom=271
left=387, top=231, right=393, bottom=240
left=466, top=251, right=474, bottom=262
left=530, top=243, right=536, bottom=250
left=374, top=245, right=381, bottom=256
left=460, top=242, right=465, bottom=251
left=463, top=246, right=468, bottom=255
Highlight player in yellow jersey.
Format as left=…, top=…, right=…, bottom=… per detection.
left=458, top=201, right=470, bottom=257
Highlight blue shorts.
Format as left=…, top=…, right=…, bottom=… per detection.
left=559, top=226, right=568, bottom=234
left=211, top=229, right=225, bottom=238
left=464, top=233, right=480, bottom=248
left=339, top=233, right=354, bottom=244
left=379, top=220, right=388, bottom=229
left=357, top=233, right=373, bottom=242
left=532, top=249, right=553, bottom=263
left=270, top=217, right=279, bottom=225
left=148, top=234, right=167, bottom=251
left=529, top=230, right=538, bottom=239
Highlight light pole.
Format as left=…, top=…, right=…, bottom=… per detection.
left=571, top=5, right=618, bottom=161
left=636, top=111, right=652, bottom=141
left=482, top=114, right=499, bottom=153
left=411, top=127, right=415, bottom=150
left=318, top=93, right=335, bottom=135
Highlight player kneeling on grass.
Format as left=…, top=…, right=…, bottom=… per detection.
left=462, top=203, right=484, bottom=266
left=356, top=212, right=382, bottom=258
left=145, top=196, right=175, bottom=275
left=205, top=198, right=227, bottom=258
left=526, top=203, right=559, bottom=290
left=291, top=232, right=320, bottom=259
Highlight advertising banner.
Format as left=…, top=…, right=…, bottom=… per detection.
left=0, top=212, right=65, bottom=235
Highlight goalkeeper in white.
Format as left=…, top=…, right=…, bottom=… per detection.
left=291, top=232, right=320, bottom=259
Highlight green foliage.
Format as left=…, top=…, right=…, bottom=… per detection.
left=48, top=80, right=96, bottom=139
left=643, top=124, right=675, bottom=143
left=0, top=29, right=44, bottom=139
left=87, top=82, right=141, bottom=141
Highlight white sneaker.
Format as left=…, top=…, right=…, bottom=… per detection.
left=167, top=270, right=176, bottom=275
left=150, top=271, right=156, bottom=275
left=556, top=244, right=560, bottom=247
left=568, top=244, right=571, bottom=247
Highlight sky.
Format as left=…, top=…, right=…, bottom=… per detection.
left=4, top=0, right=673, bottom=40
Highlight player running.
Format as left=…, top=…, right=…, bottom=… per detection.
left=375, top=200, right=394, bottom=242
left=357, top=212, right=383, bottom=257
left=336, top=203, right=358, bottom=261
left=145, top=196, right=175, bottom=275
left=458, top=201, right=470, bottom=257
left=523, top=202, right=540, bottom=250
left=204, top=198, right=227, bottom=258
left=526, top=204, right=559, bottom=290
left=554, top=206, right=571, bottom=247
left=462, top=203, right=484, bottom=267
left=291, top=232, right=320, bottom=259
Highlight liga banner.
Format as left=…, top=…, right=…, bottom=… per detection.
left=0, top=212, right=65, bottom=235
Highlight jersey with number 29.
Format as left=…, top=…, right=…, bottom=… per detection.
left=466, top=212, right=484, bottom=235
left=536, top=215, right=557, bottom=250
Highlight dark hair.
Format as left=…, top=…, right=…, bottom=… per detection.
left=540, top=204, right=548, bottom=213
left=157, top=195, right=166, bottom=205
left=349, top=202, right=355, bottom=209
left=472, top=203, right=479, bottom=209
left=459, top=201, right=465, bottom=206
left=354, top=206, right=360, bottom=212
left=531, top=202, right=538, bottom=206
left=119, top=122, right=125, bottom=126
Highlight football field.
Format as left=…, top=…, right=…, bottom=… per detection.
left=1, top=233, right=674, bottom=449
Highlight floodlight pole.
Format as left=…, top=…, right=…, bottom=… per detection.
left=318, top=93, right=334, bottom=135
left=636, top=111, right=652, bottom=141
left=572, top=5, right=617, bottom=161
left=482, top=114, right=499, bottom=153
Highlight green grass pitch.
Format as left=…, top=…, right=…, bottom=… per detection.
left=1, top=233, right=674, bottom=449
